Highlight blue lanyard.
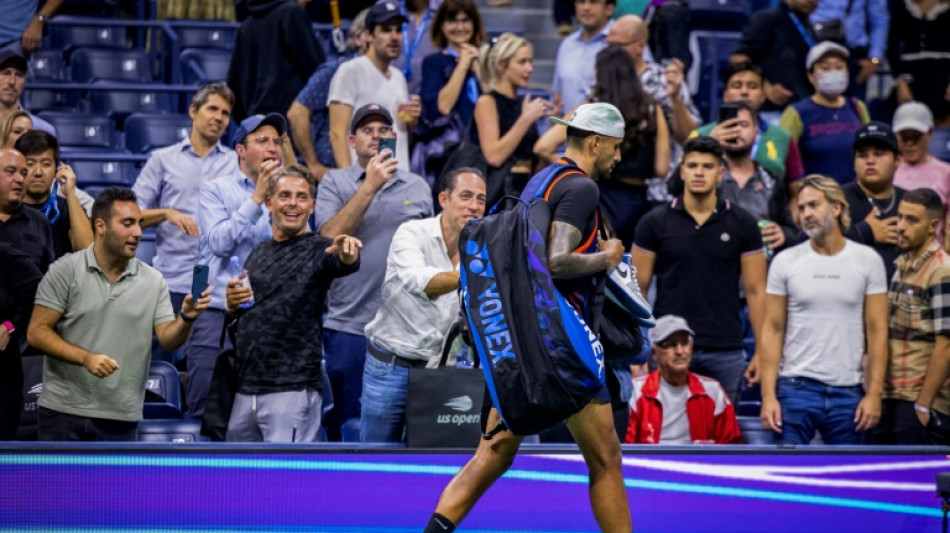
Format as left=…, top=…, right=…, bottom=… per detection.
left=444, top=48, right=480, bottom=104
left=401, top=7, right=430, bottom=83
left=788, top=12, right=815, bottom=48
left=42, top=181, right=60, bottom=224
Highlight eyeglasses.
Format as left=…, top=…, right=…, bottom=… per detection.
left=656, top=338, right=691, bottom=350
left=247, top=136, right=284, bottom=147
left=447, top=17, right=473, bottom=26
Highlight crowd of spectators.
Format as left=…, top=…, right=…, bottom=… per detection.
left=0, top=0, right=949, bottom=446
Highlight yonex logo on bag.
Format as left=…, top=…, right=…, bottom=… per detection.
left=444, top=396, right=474, bottom=412
left=466, top=240, right=493, bottom=278
left=476, top=283, right=514, bottom=365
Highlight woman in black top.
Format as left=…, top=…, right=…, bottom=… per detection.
left=888, top=0, right=950, bottom=121
left=536, top=46, right=670, bottom=247
left=0, top=242, right=42, bottom=439
left=473, top=32, right=554, bottom=204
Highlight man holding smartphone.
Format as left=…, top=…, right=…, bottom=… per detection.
left=314, top=103, right=432, bottom=441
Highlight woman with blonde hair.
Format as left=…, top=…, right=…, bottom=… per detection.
left=0, top=110, right=32, bottom=149
left=471, top=32, right=553, bottom=204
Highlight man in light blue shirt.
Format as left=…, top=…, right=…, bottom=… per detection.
left=184, top=112, right=286, bottom=420
left=133, top=83, right=238, bottom=331
left=551, top=0, right=616, bottom=114
left=810, top=0, right=888, bottom=99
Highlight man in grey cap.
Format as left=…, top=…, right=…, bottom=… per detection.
left=315, top=103, right=431, bottom=441
left=186, top=112, right=287, bottom=420
left=625, top=315, right=742, bottom=444
left=424, top=102, right=631, bottom=533
left=893, top=102, right=950, bottom=246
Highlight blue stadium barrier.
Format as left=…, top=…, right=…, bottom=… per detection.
left=21, top=88, right=83, bottom=114
left=124, top=113, right=192, bottom=153
left=47, top=16, right=129, bottom=51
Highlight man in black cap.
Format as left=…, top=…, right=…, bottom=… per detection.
left=843, top=121, right=906, bottom=280
left=327, top=1, right=420, bottom=172
left=0, top=50, right=55, bottom=135
left=314, top=103, right=431, bottom=440
left=186, top=113, right=287, bottom=420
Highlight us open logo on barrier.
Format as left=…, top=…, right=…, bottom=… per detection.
left=437, top=395, right=481, bottom=426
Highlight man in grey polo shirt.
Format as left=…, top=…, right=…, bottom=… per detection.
left=315, top=103, right=432, bottom=440
left=26, top=187, right=210, bottom=441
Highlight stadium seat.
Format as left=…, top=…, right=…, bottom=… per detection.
left=124, top=113, right=192, bottom=153
left=68, top=160, right=138, bottom=187
left=39, top=113, right=116, bottom=150
left=931, top=126, right=950, bottom=163
left=737, top=401, right=761, bottom=417
left=180, top=48, right=230, bottom=85
left=70, top=47, right=152, bottom=83
left=138, top=419, right=204, bottom=442
left=21, top=89, right=82, bottom=114
left=341, top=418, right=361, bottom=442
left=137, top=228, right=157, bottom=266
left=89, top=87, right=174, bottom=123
left=48, top=19, right=128, bottom=51
left=28, top=50, right=65, bottom=81
left=737, top=416, right=773, bottom=444
left=143, top=360, right=183, bottom=419
left=690, top=0, right=751, bottom=32
left=173, top=25, right=236, bottom=50
left=693, top=31, right=743, bottom=123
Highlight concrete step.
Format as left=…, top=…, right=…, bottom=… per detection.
left=527, top=34, right=564, bottom=61
left=473, top=0, right=554, bottom=10
left=480, top=7, right=559, bottom=37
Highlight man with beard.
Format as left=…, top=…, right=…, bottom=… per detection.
left=27, top=187, right=210, bottom=441
left=633, top=136, right=767, bottom=407
left=758, top=175, right=887, bottom=444
left=328, top=2, right=420, bottom=171
left=423, top=103, right=630, bottom=533
left=879, top=188, right=950, bottom=445
left=360, top=167, right=486, bottom=443
left=843, top=122, right=906, bottom=281
left=224, top=166, right=361, bottom=442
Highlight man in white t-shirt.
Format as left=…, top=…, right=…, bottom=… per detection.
left=758, top=175, right=888, bottom=445
left=327, top=1, right=420, bottom=172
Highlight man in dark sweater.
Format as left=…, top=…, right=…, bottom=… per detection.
left=843, top=122, right=906, bottom=281
left=227, top=0, right=326, bottom=121
left=224, top=165, right=361, bottom=442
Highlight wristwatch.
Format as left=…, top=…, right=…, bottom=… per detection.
left=36, top=14, right=49, bottom=24
left=869, top=57, right=881, bottom=66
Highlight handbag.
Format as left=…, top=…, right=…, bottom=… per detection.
left=406, top=321, right=485, bottom=448
left=812, top=0, right=853, bottom=45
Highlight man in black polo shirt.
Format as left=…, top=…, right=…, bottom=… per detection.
left=16, top=131, right=92, bottom=259
left=633, top=136, right=767, bottom=406
left=0, top=147, right=53, bottom=273
left=224, top=165, right=361, bottom=442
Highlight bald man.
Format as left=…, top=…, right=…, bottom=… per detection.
left=0, top=148, right=54, bottom=273
left=607, top=15, right=700, bottom=145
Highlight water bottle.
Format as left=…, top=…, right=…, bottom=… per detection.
left=227, top=256, right=255, bottom=309
left=757, top=220, right=774, bottom=261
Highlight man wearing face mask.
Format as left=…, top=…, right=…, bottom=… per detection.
left=779, top=41, right=870, bottom=185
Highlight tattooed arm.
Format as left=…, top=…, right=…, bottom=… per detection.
left=547, top=221, right=624, bottom=279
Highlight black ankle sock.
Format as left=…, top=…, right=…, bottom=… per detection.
left=423, top=512, right=456, bottom=533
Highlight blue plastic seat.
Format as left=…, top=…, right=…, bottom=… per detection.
left=931, top=127, right=950, bottom=164
left=693, top=31, right=743, bottom=123
left=39, top=113, right=116, bottom=150
left=137, top=419, right=204, bottom=442
left=174, top=25, right=236, bottom=50
left=690, top=0, right=751, bottom=32
left=124, top=113, right=192, bottom=154
left=88, top=86, right=174, bottom=123
left=180, top=48, right=230, bottom=85
left=70, top=47, right=151, bottom=83
left=137, top=228, right=158, bottom=266
left=48, top=19, right=128, bottom=51
left=28, top=50, right=65, bottom=81
left=143, top=360, right=183, bottom=419
left=737, top=416, right=773, bottom=445
left=67, top=160, right=138, bottom=187
left=21, top=88, right=82, bottom=113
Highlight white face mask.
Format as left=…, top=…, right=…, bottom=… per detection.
left=815, top=70, right=849, bottom=97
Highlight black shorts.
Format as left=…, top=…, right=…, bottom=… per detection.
left=479, top=384, right=611, bottom=435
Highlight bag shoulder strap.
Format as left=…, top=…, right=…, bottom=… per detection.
left=538, top=162, right=600, bottom=254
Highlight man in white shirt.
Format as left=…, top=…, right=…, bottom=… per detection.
left=360, top=167, right=486, bottom=443
left=758, top=175, right=888, bottom=444
left=327, top=1, right=421, bottom=171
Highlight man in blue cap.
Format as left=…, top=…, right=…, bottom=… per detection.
left=185, top=113, right=287, bottom=421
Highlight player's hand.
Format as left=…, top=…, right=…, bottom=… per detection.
left=83, top=353, right=119, bottom=378
left=599, top=238, right=624, bottom=268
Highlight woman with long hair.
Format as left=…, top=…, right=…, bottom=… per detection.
left=472, top=32, right=553, bottom=205
left=0, top=110, right=32, bottom=149
left=536, top=45, right=669, bottom=246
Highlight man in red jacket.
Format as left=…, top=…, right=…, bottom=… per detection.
left=625, top=315, right=743, bottom=444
